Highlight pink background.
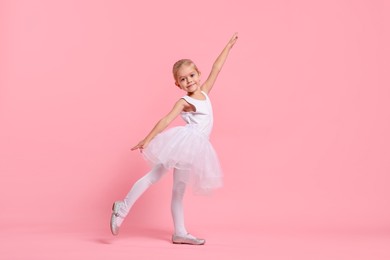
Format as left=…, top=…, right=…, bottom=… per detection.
left=1, top=0, right=389, bottom=259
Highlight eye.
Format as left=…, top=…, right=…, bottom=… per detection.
left=180, top=78, right=185, bottom=82
left=190, top=74, right=195, bottom=77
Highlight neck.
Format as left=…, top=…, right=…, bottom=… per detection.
left=187, top=88, right=202, bottom=97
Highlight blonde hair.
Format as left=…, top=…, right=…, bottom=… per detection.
left=172, top=59, right=200, bottom=82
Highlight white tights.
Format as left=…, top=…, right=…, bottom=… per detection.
left=118, top=165, right=189, bottom=236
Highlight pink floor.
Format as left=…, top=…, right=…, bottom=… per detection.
left=2, top=224, right=390, bottom=260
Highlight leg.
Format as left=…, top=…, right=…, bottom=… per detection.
left=171, top=169, right=188, bottom=236
left=121, top=164, right=168, bottom=216
left=110, top=164, right=168, bottom=235
left=171, top=168, right=205, bottom=245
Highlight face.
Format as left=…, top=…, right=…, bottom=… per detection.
left=175, top=64, right=201, bottom=93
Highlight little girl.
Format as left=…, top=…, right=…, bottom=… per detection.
left=110, top=33, right=238, bottom=245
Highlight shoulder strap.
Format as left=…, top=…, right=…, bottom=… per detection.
left=181, top=96, right=197, bottom=111
left=201, top=91, right=209, bottom=100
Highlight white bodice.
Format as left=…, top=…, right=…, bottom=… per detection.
left=180, top=91, right=214, bottom=137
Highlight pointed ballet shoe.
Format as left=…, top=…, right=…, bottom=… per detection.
left=110, top=201, right=125, bottom=236
left=172, top=234, right=206, bottom=245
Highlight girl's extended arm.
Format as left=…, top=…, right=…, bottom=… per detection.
left=131, top=99, right=188, bottom=151
left=201, top=32, right=238, bottom=94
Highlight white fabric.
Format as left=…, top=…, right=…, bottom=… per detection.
left=171, top=168, right=188, bottom=235
left=141, top=91, right=223, bottom=194
left=180, top=91, right=214, bottom=137
left=118, top=165, right=191, bottom=235
left=120, top=165, right=168, bottom=218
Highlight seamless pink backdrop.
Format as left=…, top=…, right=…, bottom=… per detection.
left=1, top=0, right=389, bottom=238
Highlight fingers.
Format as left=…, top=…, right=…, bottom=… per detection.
left=131, top=141, right=148, bottom=151
left=131, top=144, right=142, bottom=151
left=229, top=32, right=238, bottom=46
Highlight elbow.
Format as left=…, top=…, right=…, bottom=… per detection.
left=158, top=117, right=170, bottom=129
left=212, top=64, right=222, bottom=73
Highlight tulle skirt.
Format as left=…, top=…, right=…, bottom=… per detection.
left=142, top=124, right=223, bottom=194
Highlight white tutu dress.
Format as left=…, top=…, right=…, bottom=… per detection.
left=142, top=91, right=223, bottom=194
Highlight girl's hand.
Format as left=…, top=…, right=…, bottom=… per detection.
left=227, top=32, right=238, bottom=48
left=131, top=139, right=149, bottom=151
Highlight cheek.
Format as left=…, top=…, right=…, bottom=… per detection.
left=175, top=80, right=182, bottom=87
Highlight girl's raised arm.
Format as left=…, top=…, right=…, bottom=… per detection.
left=201, top=33, right=238, bottom=94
